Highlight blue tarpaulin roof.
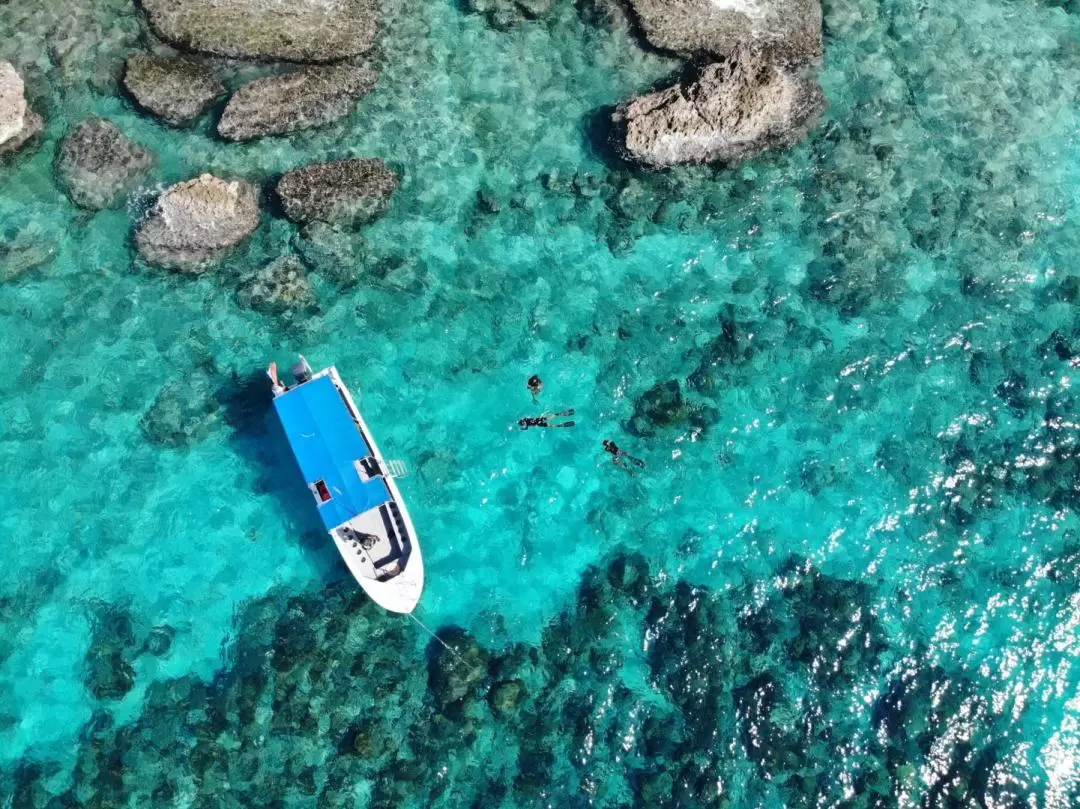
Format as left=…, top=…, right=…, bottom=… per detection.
left=274, top=374, right=390, bottom=530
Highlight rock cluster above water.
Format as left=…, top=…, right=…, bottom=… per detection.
left=615, top=46, right=825, bottom=169
left=614, top=0, right=825, bottom=167
left=627, top=0, right=823, bottom=64
left=0, top=62, right=44, bottom=157
left=55, top=118, right=155, bottom=210
left=276, top=158, right=399, bottom=227
left=135, top=174, right=260, bottom=271
left=218, top=65, right=378, bottom=142
left=141, top=0, right=379, bottom=62
left=122, top=53, right=224, bottom=127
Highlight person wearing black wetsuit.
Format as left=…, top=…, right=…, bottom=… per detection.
left=603, top=439, right=645, bottom=473
left=527, top=375, right=543, bottom=398
left=518, top=409, right=575, bottom=430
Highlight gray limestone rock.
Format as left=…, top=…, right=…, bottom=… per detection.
left=135, top=174, right=261, bottom=271
left=276, top=158, right=398, bottom=227
left=0, top=62, right=44, bottom=157
left=55, top=118, right=155, bottom=210
left=627, top=0, right=823, bottom=65
left=614, top=47, right=824, bottom=169
left=123, top=53, right=224, bottom=127
left=140, top=0, right=379, bottom=63
left=217, top=66, right=377, bottom=142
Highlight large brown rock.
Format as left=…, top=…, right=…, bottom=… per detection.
left=56, top=118, right=155, bottom=210
left=140, top=0, right=378, bottom=63
left=135, top=174, right=260, bottom=271
left=614, top=46, right=824, bottom=169
left=0, top=62, right=44, bottom=157
left=276, top=159, right=399, bottom=227
left=627, top=0, right=823, bottom=65
left=217, top=66, right=377, bottom=142
left=123, top=53, right=225, bottom=127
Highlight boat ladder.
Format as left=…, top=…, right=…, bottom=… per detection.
left=384, top=459, right=409, bottom=479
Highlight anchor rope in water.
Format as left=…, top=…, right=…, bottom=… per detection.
left=407, top=611, right=463, bottom=662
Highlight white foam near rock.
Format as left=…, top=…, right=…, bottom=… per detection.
left=0, top=61, right=44, bottom=156
left=0, top=62, right=28, bottom=146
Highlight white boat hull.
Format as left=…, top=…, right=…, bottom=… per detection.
left=327, top=367, right=424, bottom=614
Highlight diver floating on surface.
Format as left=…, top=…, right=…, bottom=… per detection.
left=269, top=357, right=424, bottom=614
left=518, top=409, right=575, bottom=430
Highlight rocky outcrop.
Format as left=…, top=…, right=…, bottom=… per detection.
left=218, top=66, right=377, bottom=142
left=0, top=62, right=44, bottom=157
left=141, top=0, right=378, bottom=63
left=55, top=118, right=155, bottom=210
left=627, top=0, right=822, bottom=65
left=614, top=47, right=824, bottom=169
left=123, top=53, right=224, bottom=127
left=135, top=174, right=260, bottom=271
left=276, top=158, right=398, bottom=227
left=236, top=255, right=316, bottom=317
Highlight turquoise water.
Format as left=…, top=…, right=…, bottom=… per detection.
left=3, top=0, right=1080, bottom=805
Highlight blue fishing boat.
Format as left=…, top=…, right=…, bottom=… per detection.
left=269, top=357, right=424, bottom=613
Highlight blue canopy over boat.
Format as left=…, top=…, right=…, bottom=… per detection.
left=273, top=374, right=391, bottom=530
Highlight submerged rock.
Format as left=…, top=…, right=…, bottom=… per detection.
left=84, top=606, right=138, bottom=701
left=135, top=174, right=260, bottom=271
left=218, top=66, right=377, bottom=142
left=123, top=53, right=224, bottom=127
left=141, top=374, right=221, bottom=446
left=55, top=118, right=155, bottom=210
left=487, top=679, right=526, bottom=717
left=0, top=62, right=44, bottom=157
left=428, top=627, right=488, bottom=706
left=236, top=255, right=317, bottom=317
left=143, top=625, right=175, bottom=658
left=141, top=0, right=379, bottom=63
left=0, top=227, right=58, bottom=283
left=627, top=0, right=823, bottom=64
left=293, top=221, right=367, bottom=284
left=614, top=47, right=824, bottom=168
left=627, top=379, right=718, bottom=436
left=276, top=158, right=399, bottom=227
left=629, top=379, right=685, bottom=434
left=465, top=0, right=556, bottom=29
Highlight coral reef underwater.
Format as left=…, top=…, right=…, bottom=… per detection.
left=12, top=547, right=1079, bottom=809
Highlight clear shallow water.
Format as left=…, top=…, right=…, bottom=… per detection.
left=2, top=0, right=1080, bottom=806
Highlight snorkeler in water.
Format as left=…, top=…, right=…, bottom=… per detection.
left=518, top=409, right=575, bottom=430
left=527, top=374, right=543, bottom=398
left=603, top=439, right=645, bottom=474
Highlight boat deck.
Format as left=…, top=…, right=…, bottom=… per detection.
left=274, top=373, right=392, bottom=530
left=274, top=370, right=415, bottom=583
